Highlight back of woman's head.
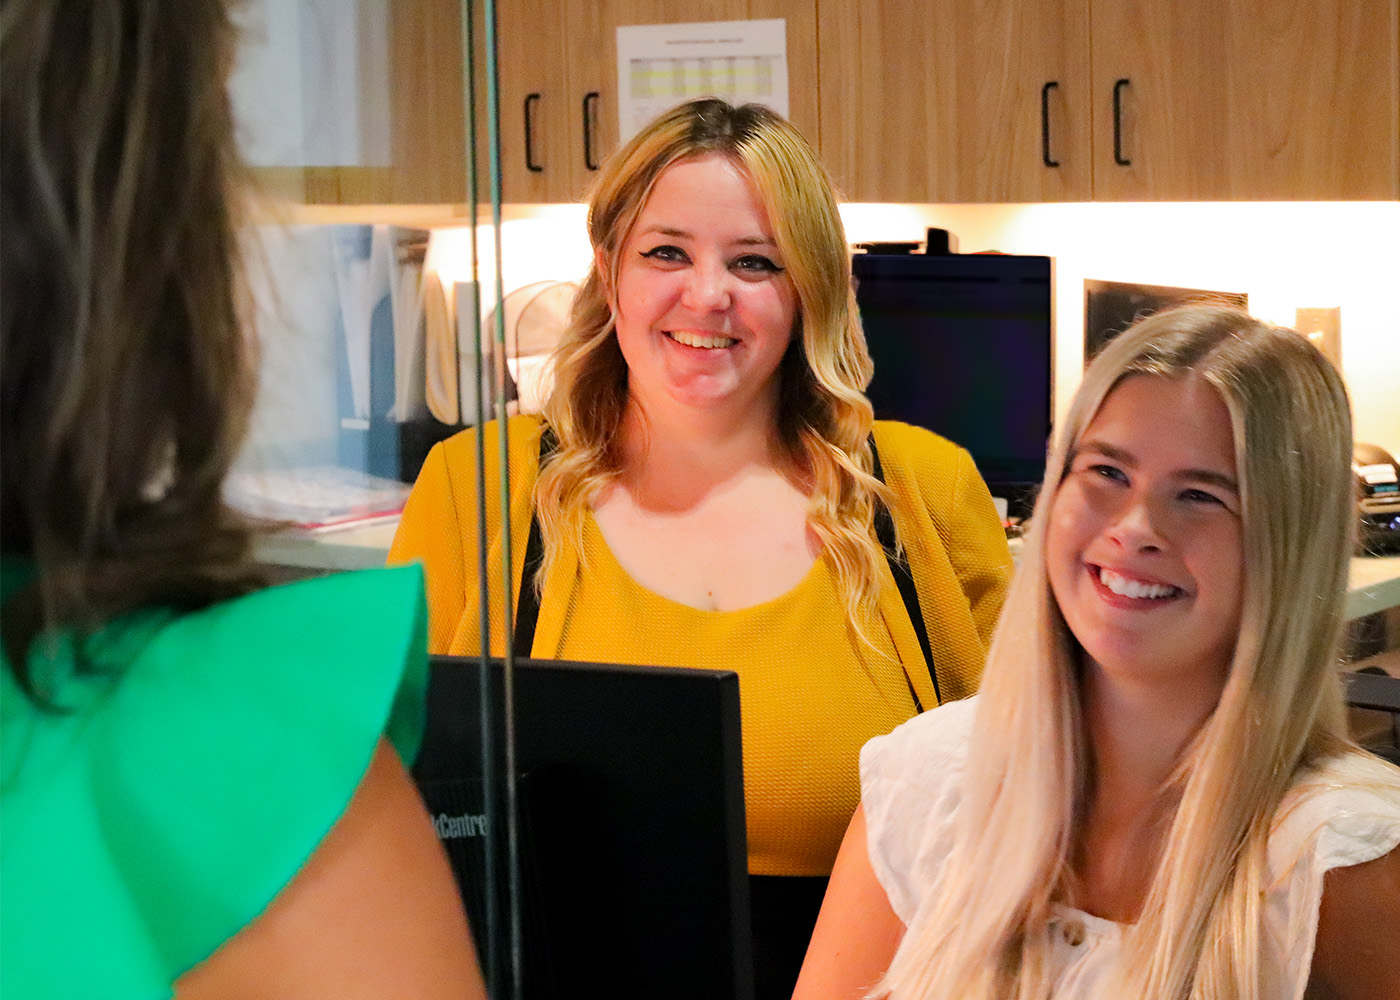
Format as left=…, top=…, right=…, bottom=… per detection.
left=1, top=0, right=260, bottom=688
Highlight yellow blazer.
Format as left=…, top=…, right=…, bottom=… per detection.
left=390, top=415, right=1012, bottom=874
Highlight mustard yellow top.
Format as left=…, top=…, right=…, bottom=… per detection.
left=389, top=415, right=1012, bottom=876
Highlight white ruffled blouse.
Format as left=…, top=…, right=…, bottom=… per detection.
left=861, top=696, right=1400, bottom=1000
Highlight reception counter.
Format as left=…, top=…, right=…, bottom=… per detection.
left=256, top=524, right=1400, bottom=624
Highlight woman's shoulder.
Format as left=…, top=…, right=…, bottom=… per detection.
left=416, top=414, right=550, bottom=508
left=132, top=564, right=430, bottom=758
left=862, top=694, right=978, bottom=783
left=870, top=420, right=994, bottom=524
left=859, top=697, right=978, bottom=923
left=871, top=419, right=969, bottom=471
left=3, top=564, right=427, bottom=723
left=1263, top=750, right=1400, bottom=996
left=193, top=560, right=425, bottom=625
left=435, top=413, right=547, bottom=464
left=1270, top=749, right=1400, bottom=876
left=0, top=566, right=432, bottom=996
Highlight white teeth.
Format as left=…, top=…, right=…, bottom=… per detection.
left=1099, top=568, right=1179, bottom=600
left=668, top=330, right=737, bottom=349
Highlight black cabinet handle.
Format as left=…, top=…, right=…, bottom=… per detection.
left=524, top=93, right=543, bottom=173
left=583, top=92, right=600, bottom=171
left=1113, top=78, right=1131, bottom=166
left=1041, top=81, right=1060, bottom=167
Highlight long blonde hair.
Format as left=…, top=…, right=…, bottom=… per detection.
left=538, top=98, right=888, bottom=622
left=882, top=306, right=1376, bottom=999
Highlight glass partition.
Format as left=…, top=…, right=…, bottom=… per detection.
left=231, top=8, right=759, bottom=998
left=230, top=2, right=521, bottom=996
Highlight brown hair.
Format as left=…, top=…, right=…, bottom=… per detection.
left=1, top=0, right=262, bottom=699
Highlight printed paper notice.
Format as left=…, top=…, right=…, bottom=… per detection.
left=616, top=19, right=788, bottom=145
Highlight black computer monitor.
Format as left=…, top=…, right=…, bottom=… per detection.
left=413, top=656, right=753, bottom=1000
left=853, top=252, right=1054, bottom=520
left=1083, top=279, right=1247, bottom=363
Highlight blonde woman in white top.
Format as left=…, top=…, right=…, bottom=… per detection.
left=794, top=306, right=1400, bottom=1000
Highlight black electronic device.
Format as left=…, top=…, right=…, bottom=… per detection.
left=1344, top=668, right=1400, bottom=767
left=854, top=241, right=920, bottom=255
left=412, top=656, right=753, bottom=1000
left=853, top=252, right=1054, bottom=520
left=1355, top=442, right=1400, bottom=555
left=1083, top=279, right=1247, bottom=363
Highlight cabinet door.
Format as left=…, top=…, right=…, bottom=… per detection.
left=253, top=0, right=468, bottom=205
left=1091, top=0, right=1399, bottom=200
left=562, top=0, right=820, bottom=199
left=383, top=0, right=468, bottom=203
left=817, top=0, right=1092, bottom=203
left=491, top=0, right=575, bottom=202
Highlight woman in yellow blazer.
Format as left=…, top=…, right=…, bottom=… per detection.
left=390, top=98, right=1011, bottom=1000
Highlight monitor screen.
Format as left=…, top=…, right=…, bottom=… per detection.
left=853, top=253, right=1054, bottom=518
left=1083, top=279, right=1247, bottom=363
left=413, top=656, right=753, bottom=1000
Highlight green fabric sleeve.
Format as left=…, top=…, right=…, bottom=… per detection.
left=0, top=563, right=430, bottom=999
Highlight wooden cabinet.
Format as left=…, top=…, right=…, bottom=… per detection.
left=1090, top=0, right=1399, bottom=200
left=254, top=0, right=1397, bottom=205
left=818, top=0, right=1093, bottom=203
left=491, top=0, right=576, bottom=202
left=817, top=0, right=1398, bottom=203
left=254, top=1, right=468, bottom=206
left=491, top=0, right=819, bottom=204
left=568, top=1, right=820, bottom=177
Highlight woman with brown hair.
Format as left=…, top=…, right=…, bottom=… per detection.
left=390, top=97, right=1011, bottom=997
left=0, top=2, right=485, bottom=996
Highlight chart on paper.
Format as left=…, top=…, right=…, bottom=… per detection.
left=616, top=20, right=789, bottom=145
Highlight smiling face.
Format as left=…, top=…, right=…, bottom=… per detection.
left=1046, top=373, right=1245, bottom=697
left=607, top=152, right=798, bottom=422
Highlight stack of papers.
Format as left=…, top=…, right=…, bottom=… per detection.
left=226, top=466, right=411, bottom=533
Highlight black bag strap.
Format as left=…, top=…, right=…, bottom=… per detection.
left=870, top=436, right=940, bottom=710
left=513, top=428, right=939, bottom=710
left=511, top=426, right=556, bottom=658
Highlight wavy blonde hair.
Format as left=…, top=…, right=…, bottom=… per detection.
left=537, top=98, right=888, bottom=624
left=881, top=306, right=1392, bottom=999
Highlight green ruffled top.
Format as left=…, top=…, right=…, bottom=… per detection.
left=0, top=557, right=430, bottom=999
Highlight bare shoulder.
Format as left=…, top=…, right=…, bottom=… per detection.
left=176, top=740, right=485, bottom=1000
left=1309, top=841, right=1400, bottom=1000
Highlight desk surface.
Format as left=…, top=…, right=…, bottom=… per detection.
left=253, top=520, right=399, bottom=572
left=1347, top=554, right=1400, bottom=620
left=258, top=521, right=1400, bottom=621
